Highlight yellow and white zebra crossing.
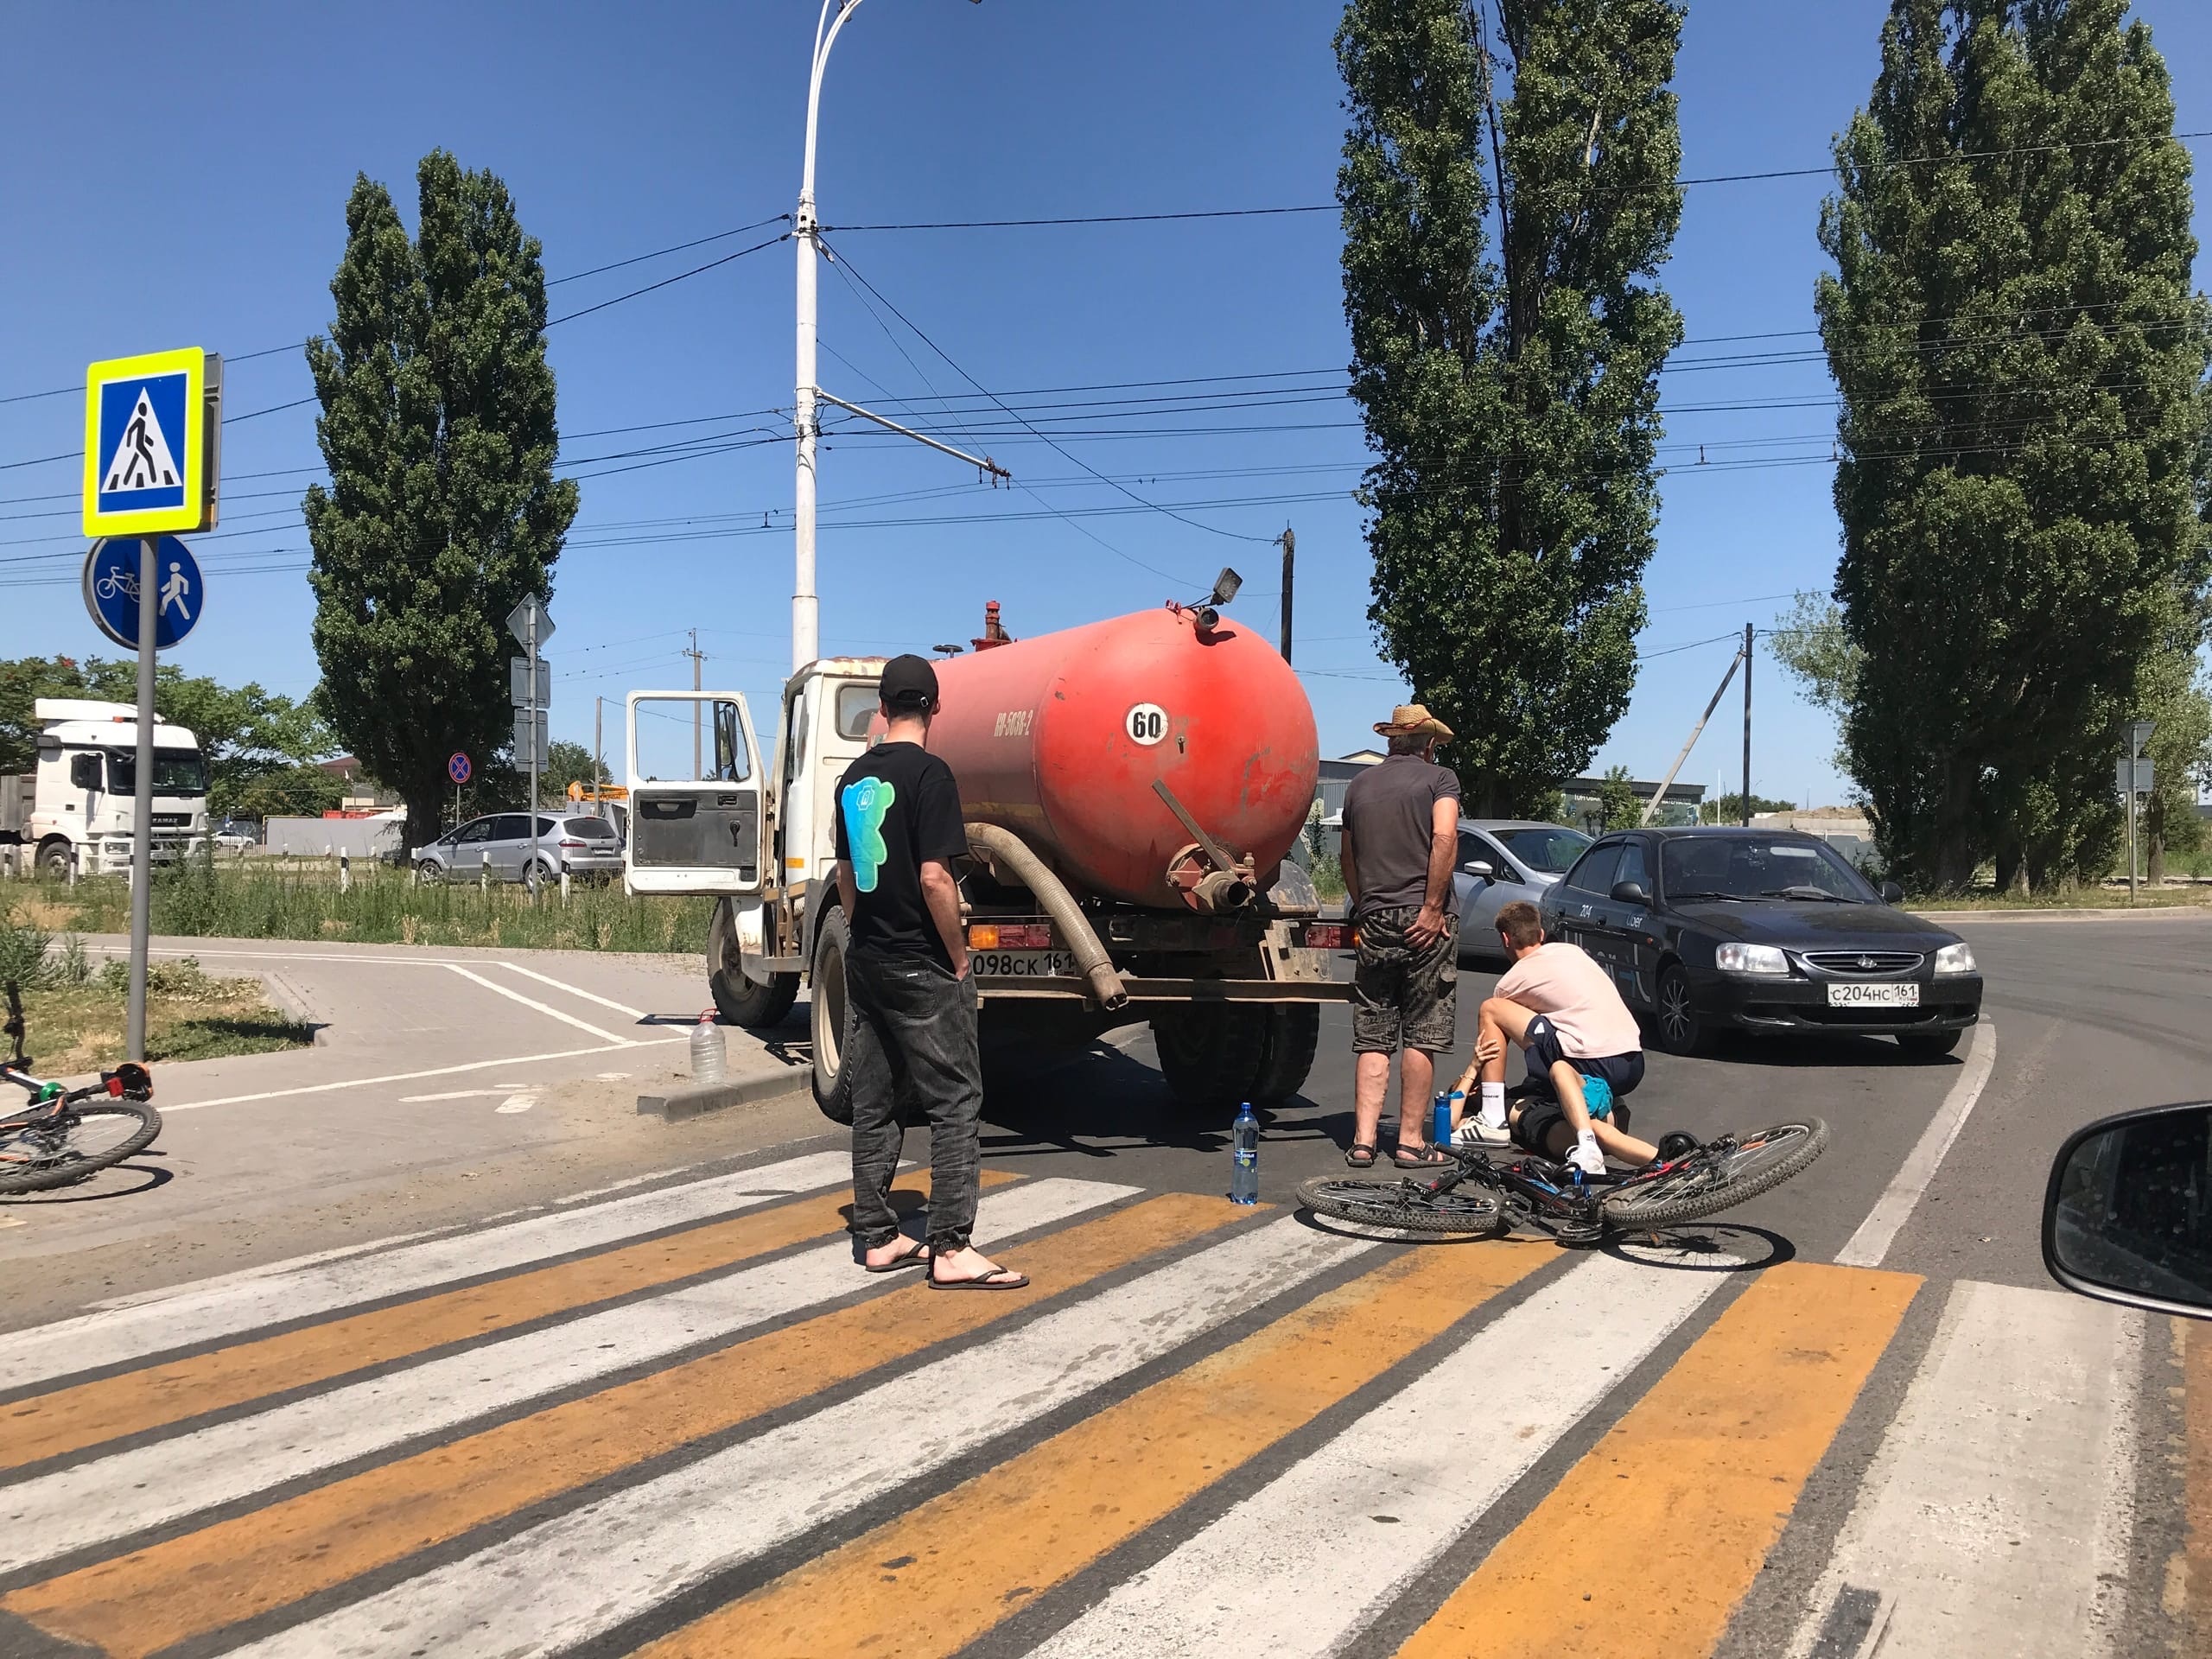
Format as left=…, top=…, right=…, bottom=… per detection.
left=0, top=1154, right=2182, bottom=1658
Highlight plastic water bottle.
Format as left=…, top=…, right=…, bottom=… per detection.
left=1431, top=1091, right=1452, bottom=1148
left=1230, top=1103, right=1260, bottom=1205
left=689, top=1008, right=726, bottom=1084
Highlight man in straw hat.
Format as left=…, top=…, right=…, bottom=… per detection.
left=1338, top=703, right=1461, bottom=1168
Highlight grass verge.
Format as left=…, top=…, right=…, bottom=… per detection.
left=1908, top=884, right=2212, bottom=912
left=11, top=959, right=314, bottom=1073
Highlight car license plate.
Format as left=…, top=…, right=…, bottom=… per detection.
left=971, top=950, right=1077, bottom=979
left=1827, top=982, right=1919, bottom=1007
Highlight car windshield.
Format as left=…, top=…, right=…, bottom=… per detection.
left=106, top=748, right=208, bottom=797
left=1492, top=826, right=1591, bottom=874
left=1660, top=836, right=1875, bottom=903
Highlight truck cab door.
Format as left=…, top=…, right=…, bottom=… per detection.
left=624, top=691, right=766, bottom=895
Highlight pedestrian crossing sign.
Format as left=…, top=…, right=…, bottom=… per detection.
left=82, top=347, right=219, bottom=537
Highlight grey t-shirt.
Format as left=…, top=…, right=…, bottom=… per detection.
left=1342, top=753, right=1462, bottom=919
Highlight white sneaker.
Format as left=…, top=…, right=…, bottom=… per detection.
left=1453, top=1115, right=1510, bottom=1147
left=1569, top=1138, right=1607, bottom=1177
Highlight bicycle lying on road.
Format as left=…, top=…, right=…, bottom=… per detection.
left=1, top=982, right=162, bottom=1196
left=1297, top=1118, right=1827, bottom=1244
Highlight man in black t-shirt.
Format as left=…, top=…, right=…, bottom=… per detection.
left=834, top=654, right=1027, bottom=1291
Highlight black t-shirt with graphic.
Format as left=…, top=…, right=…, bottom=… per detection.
left=833, top=741, right=966, bottom=968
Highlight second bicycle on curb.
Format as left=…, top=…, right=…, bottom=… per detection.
left=0, top=982, right=163, bottom=1197
left=1298, top=1118, right=1828, bottom=1244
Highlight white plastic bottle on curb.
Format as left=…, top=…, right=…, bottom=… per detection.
left=690, top=1008, right=726, bottom=1084
left=1230, top=1103, right=1260, bottom=1205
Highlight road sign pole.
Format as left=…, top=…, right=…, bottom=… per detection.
left=527, top=608, right=540, bottom=899
left=125, top=536, right=157, bottom=1060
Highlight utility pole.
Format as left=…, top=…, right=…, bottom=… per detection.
left=1640, top=642, right=1745, bottom=827
left=1278, top=526, right=1295, bottom=664
left=1741, top=622, right=1754, bottom=827
left=594, top=696, right=605, bottom=804
left=683, top=631, right=706, bottom=778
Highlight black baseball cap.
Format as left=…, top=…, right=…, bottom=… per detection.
left=880, top=653, right=940, bottom=712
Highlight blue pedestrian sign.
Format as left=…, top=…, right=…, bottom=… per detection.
left=82, top=348, right=220, bottom=537
left=81, top=537, right=204, bottom=650
left=448, top=752, right=474, bottom=785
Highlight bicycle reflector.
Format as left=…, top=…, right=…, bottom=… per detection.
left=106, top=1062, right=152, bottom=1097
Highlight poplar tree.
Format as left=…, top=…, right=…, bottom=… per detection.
left=303, top=151, right=579, bottom=850
left=1819, top=0, right=2211, bottom=890
left=1338, top=0, right=1686, bottom=815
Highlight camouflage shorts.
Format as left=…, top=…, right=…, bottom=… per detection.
left=1351, top=906, right=1459, bottom=1055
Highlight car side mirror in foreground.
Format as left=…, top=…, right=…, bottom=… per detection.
left=2044, top=1102, right=2212, bottom=1320
left=1464, top=860, right=1495, bottom=880
left=1611, top=880, right=1650, bottom=907
left=1880, top=880, right=1904, bottom=903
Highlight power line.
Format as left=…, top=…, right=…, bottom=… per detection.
left=545, top=232, right=787, bottom=328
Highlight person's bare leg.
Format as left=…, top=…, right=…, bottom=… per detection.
left=1397, top=1047, right=1435, bottom=1150
left=1454, top=998, right=1537, bottom=1134
left=1352, top=1050, right=1390, bottom=1153
left=1548, top=1060, right=1657, bottom=1165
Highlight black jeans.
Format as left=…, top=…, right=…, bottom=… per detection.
left=846, top=949, right=984, bottom=1254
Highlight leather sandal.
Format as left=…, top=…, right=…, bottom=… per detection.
left=1344, top=1143, right=1379, bottom=1168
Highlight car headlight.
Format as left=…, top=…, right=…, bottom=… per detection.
left=1715, top=942, right=1789, bottom=976
left=1934, top=941, right=1977, bottom=976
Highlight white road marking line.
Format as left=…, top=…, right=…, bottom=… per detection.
left=1031, top=1251, right=1726, bottom=1659
left=493, top=962, right=648, bottom=1020
left=494, top=1094, right=537, bottom=1115
left=0, top=1179, right=1132, bottom=1573
left=1834, top=1018, right=1998, bottom=1268
left=160, top=1034, right=686, bottom=1113
left=0, top=1151, right=854, bottom=1393
left=80, top=1228, right=461, bottom=1313
left=1787, top=1280, right=2142, bottom=1659
left=442, top=963, right=629, bottom=1045
left=554, top=1165, right=701, bottom=1205
left=231, top=1217, right=1369, bottom=1659
left=397, top=1090, right=512, bottom=1103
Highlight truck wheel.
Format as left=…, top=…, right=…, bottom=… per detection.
left=35, top=841, right=73, bottom=882
left=810, top=907, right=855, bottom=1126
left=1150, top=1003, right=1270, bottom=1113
left=708, top=898, right=798, bottom=1028
left=1249, top=1004, right=1320, bottom=1105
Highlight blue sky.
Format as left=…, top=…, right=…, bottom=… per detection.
left=3, top=1, right=2207, bottom=806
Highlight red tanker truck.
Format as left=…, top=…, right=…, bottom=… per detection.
left=622, top=584, right=1346, bottom=1120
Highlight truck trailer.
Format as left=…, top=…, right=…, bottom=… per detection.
left=623, top=595, right=1346, bottom=1121
left=0, top=700, right=210, bottom=878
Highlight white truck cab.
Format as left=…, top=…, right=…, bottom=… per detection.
left=1, top=699, right=210, bottom=879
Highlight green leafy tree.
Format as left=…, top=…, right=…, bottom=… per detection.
left=540, top=739, right=608, bottom=807
left=1700, top=791, right=1799, bottom=824
left=2135, top=642, right=2212, bottom=881
left=227, top=766, right=346, bottom=821
left=303, top=150, right=579, bottom=852
left=1595, top=764, right=1639, bottom=830
left=1338, top=0, right=1685, bottom=816
left=1765, top=593, right=1863, bottom=721
left=1818, top=0, right=2212, bottom=892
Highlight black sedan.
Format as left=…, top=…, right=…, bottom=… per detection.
left=1535, top=827, right=1983, bottom=1059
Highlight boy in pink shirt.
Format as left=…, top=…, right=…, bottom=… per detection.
left=1452, top=900, right=1655, bottom=1174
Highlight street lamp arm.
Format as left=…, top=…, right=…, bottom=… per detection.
left=802, top=0, right=866, bottom=214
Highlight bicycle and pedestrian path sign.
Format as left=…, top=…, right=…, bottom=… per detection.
left=81, top=348, right=222, bottom=537
left=82, top=536, right=203, bottom=650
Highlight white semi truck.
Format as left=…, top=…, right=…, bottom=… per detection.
left=0, top=700, right=210, bottom=878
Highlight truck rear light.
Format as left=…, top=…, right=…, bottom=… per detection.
left=968, top=925, right=1000, bottom=949
left=1305, top=923, right=1347, bottom=950
left=999, top=923, right=1052, bottom=949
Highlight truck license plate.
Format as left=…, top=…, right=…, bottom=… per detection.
left=1827, top=982, right=1919, bottom=1007
left=972, top=950, right=1077, bottom=979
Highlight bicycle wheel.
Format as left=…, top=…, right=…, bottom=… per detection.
left=1598, top=1118, right=1827, bottom=1230
left=0, top=1100, right=162, bottom=1195
left=1297, top=1175, right=1507, bottom=1236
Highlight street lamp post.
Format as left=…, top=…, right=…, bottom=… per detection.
left=791, top=0, right=999, bottom=675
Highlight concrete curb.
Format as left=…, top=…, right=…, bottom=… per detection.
left=256, top=970, right=331, bottom=1046
left=1911, top=905, right=2212, bottom=924
left=638, top=1065, right=810, bottom=1122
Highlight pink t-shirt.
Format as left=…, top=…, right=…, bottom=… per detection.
left=1495, top=942, right=1642, bottom=1059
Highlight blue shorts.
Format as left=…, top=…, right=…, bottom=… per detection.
left=1521, top=1014, right=1643, bottom=1119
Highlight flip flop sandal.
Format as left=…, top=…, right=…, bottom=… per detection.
left=864, top=1243, right=932, bottom=1274
left=928, top=1267, right=1030, bottom=1292
left=1391, top=1145, right=1456, bottom=1169
left=1344, top=1144, right=1379, bottom=1168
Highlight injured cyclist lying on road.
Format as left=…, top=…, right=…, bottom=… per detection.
left=1451, top=900, right=1662, bottom=1174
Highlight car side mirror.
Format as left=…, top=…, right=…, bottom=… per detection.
left=69, top=754, right=101, bottom=791
left=2044, top=1102, right=2212, bottom=1320
left=1880, top=880, right=1904, bottom=903
left=1463, top=860, right=1495, bottom=880
left=1610, top=880, right=1650, bottom=906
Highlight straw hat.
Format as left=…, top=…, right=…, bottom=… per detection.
left=1373, top=703, right=1453, bottom=741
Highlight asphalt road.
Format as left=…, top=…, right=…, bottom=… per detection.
left=1, top=912, right=2206, bottom=1659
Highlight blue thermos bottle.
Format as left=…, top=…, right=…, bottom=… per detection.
left=1230, top=1103, right=1260, bottom=1204
left=1431, top=1091, right=1452, bottom=1148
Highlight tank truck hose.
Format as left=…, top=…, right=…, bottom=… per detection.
left=963, top=823, right=1129, bottom=1012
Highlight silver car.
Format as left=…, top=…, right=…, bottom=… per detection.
left=1453, top=820, right=1593, bottom=963
left=416, top=812, right=626, bottom=885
